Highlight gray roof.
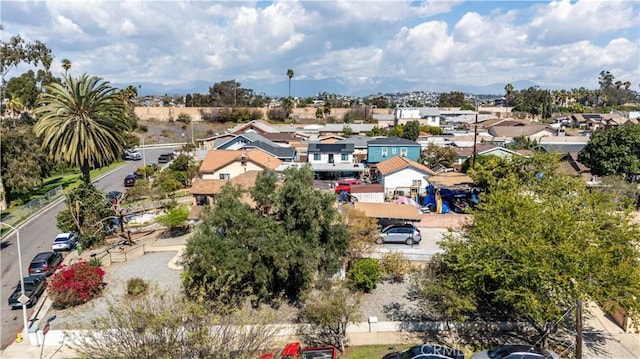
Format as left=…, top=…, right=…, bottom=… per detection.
left=539, top=143, right=588, bottom=153
left=367, top=136, right=420, bottom=146
left=335, top=135, right=373, bottom=148
left=320, top=123, right=378, bottom=133
left=242, top=140, right=296, bottom=159
left=307, top=142, right=355, bottom=153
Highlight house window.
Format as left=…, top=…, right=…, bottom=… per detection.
left=341, top=154, right=348, bottom=161
left=400, top=147, right=407, bottom=156
left=219, top=173, right=230, bottom=180
left=392, top=147, right=397, bottom=154
left=313, top=153, right=321, bottom=161
left=412, top=180, right=421, bottom=187
left=381, top=147, right=388, bottom=157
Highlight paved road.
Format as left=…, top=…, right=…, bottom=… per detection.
left=0, top=146, right=176, bottom=349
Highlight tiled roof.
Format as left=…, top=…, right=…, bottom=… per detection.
left=488, top=124, right=550, bottom=138
left=191, top=170, right=261, bottom=195
left=349, top=184, right=384, bottom=193
left=353, top=202, right=421, bottom=221
left=376, top=156, right=436, bottom=176
left=453, top=143, right=498, bottom=157
left=199, top=148, right=282, bottom=173
left=228, top=120, right=278, bottom=134
left=367, top=136, right=420, bottom=146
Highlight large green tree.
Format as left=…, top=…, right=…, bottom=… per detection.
left=417, top=154, right=640, bottom=347
left=578, top=123, right=640, bottom=177
left=182, top=167, right=349, bottom=306
left=0, top=118, right=49, bottom=197
left=402, top=120, right=420, bottom=141
left=33, top=74, right=131, bottom=183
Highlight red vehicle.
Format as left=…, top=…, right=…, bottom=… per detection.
left=334, top=179, right=362, bottom=194
left=260, top=342, right=338, bottom=359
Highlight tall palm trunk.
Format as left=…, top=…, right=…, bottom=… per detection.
left=0, top=176, right=7, bottom=211
left=81, top=160, right=91, bottom=183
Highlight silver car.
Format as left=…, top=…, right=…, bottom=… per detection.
left=377, top=224, right=422, bottom=245
left=52, top=232, right=78, bottom=251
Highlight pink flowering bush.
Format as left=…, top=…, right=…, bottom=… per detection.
left=48, top=260, right=105, bottom=309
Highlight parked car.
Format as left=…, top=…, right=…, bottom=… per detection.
left=157, top=153, right=171, bottom=163
left=383, top=344, right=465, bottom=359
left=471, top=344, right=560, bottom=359
left=124, top=174, right=137, bottom=187
left=123, top=149, right=142, bottom=161
left=28, top=252, right=63, bottom=277
left=260, top=342, right=338, bottom=359
left=7, top=275, right=47, bottom=309
left=377, top=224, right=422, bottom=245
left=52, top=232, right=78, bottom=251
left=334, top=178, right=362, bottom=194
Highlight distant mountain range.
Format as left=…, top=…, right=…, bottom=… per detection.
left=113, top=78, right=538, bottom=98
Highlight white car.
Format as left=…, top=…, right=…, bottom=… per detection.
left=123, top=149, right=142, bottom=160
left=52, top=232, right=78, bottom=251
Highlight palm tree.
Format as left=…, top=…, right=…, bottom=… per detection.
left=286, top=68, right=294, bottom=98
left=61, top=58, right=71, bottom=75
left=33, top=73, right=130, bottom=183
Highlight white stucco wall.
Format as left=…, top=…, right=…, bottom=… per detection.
left=202, top=161, right=265, bottom=179
left=383, top=168, right=430, bottom=195
left=351, top=192, right=385, bottom=203
left=307, top=152, right=354, bottom=164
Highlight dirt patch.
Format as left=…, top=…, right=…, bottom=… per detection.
left=137, top=119, right=229, bottom=145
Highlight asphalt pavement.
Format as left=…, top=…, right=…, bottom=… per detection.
left=0, top=146, right=177, bottom=349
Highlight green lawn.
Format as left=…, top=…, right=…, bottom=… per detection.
left=2, top=162, right=125, bottom=217
left=342, top=344, right=415, bottom=359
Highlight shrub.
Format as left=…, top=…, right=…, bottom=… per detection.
left=380, top=252, right=411, bottom=283
left=126, top=277, right=149, bottom=297
left=88, top=256, right=102, bottom=267
left=48, top=260, right=105, bottom=309
left=347, top=258, right=381, bottom=293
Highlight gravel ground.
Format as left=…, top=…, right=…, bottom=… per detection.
left=45, top=248, right=418, bottom=330
left=46, top=251, right=182, bottom=330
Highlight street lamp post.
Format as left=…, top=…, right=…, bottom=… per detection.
left=1, top=222, right=29, bottom=342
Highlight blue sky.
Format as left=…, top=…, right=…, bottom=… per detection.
left=2, top=0, right=639, bottom=95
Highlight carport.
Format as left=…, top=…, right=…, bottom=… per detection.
left=353, top=202, right=422, bottom=223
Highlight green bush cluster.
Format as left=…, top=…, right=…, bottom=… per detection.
left=126, top=277, right=149, bottom=297
left=348, top=258, right=382, bottom=293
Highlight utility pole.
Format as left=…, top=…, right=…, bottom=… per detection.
left=472, top=101, right=479, bottom=170
left=576, top=298, right=583, bottom=359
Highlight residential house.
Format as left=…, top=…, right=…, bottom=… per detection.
left=451, top=144, right=523, bottom=167
left=394, top=107, right=441, bottom=127
left=335, top=135, right=372, bottom=163
left=306, top=142, right=365, bottom=179
left=198, top=148, right=282, bottom=180
left=569, top=114, right=602, bottom=130
left=367, top=137, right=421, bottom=164
left=374, top=155, right=436, bottom=199
left=228, top=120, right=278, bottom=134
left=487, top=124, right=554, bottom=145
left=206, top=132, right=270, bottom=151
left=373, top=113, right=396, bottom=128
left=240, top=140, right=297, bottom=162
left=319, top=123, right=378, bottom=136
left=557, top=152, right=592, bottom=183
left=190, top=170, right=260, bottom=210
left=316, top=134, right=346, bottom=144
left=538, top=136, right=590, bottom=153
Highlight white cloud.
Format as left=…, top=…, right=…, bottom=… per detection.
left=1, top=0, right=638, bottom=94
